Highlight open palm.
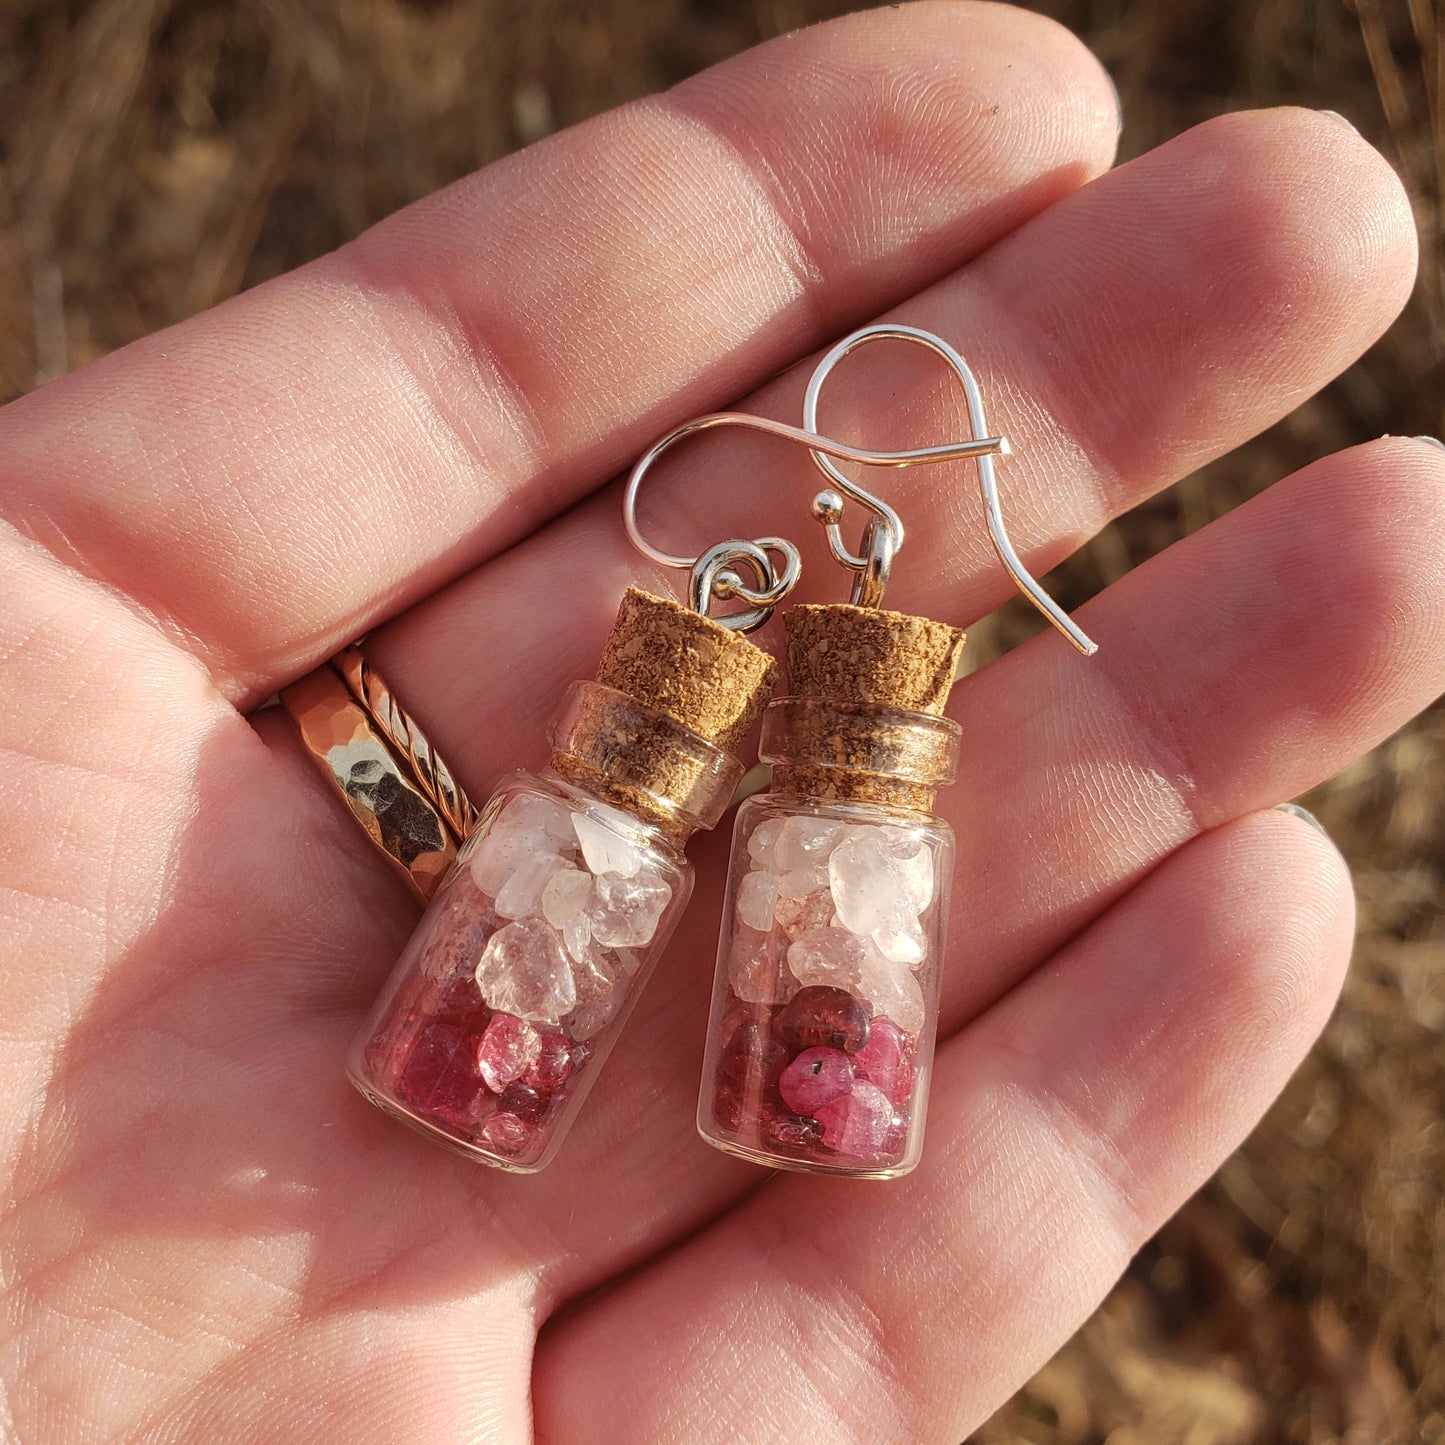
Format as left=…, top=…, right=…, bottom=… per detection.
left=1, top=5, right=1440, bottom=1440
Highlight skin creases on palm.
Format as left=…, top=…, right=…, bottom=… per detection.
left=0, top=6, right=1440, bottom=1442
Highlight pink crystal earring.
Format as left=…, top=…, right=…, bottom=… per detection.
left=348, top=585, right=780, bottom=1170
left=696, top=323, right=1099, bottom=1180
left=347, top=387, right=1002, bottom=1172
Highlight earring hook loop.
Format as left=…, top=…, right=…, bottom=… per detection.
left=801, top=323, right=1098, bottom=655
left=623, top=410, right=1010, bottom=631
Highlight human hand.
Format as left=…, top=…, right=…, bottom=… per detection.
left=0, top=4, right=1439, bottom=1440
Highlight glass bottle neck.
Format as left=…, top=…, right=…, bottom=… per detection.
left=548, top=680, right=744, bottom=844
left=759, top=696, right=960, bottom=813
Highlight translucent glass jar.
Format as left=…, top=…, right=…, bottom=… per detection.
left=350, top=681, right=740, bottom=1172
left=697, top=696, right=959, bottom=1178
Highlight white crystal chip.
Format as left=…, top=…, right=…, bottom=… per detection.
left=773, top=816, right=846, bottom=872
left=786, top=926, right=866, bottom=988
left=828, top=827, right=934, bottom=938
left=561, top=912, right=592, bottom=965
left=494, top=850, right=567, bottom=920
left=776, top=863, right=829, bottom=902
left=855, top=949, right=925, bottom=1034
left=572, top=812, right=642, bottom=878
left=541, top=866, right=593, bottom=930
left=870, top=918, right=927, bottom=967
left=474, top=916, right=577, bottom=1023
left=773, top=886, right=835, bottom=939
left=735, top=870, right=781, bottom=932
left=469, top=791, right=578, bottom=897
left=727, top=927, right=800, bottom=1005
left=564, top=946, right=619, bottom=1037
left=883, top=826, right=935, bottom=913
left=746, top=816, right=786, bottom=870
left=590, top=869, right=671, bottom=948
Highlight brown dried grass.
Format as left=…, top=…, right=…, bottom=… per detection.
left=0, top=2, right=1439, bottom=1441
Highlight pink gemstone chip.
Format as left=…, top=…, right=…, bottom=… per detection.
left=765, top=1113, right=824, bottom=1150
left=720, top=1018, right=788, bottom=1089
left=852, top=1018, right=915, bottom=1107
left=398, top=1021, right=483, bottom=1128
left=814, top=1081, right=895, bottom=1160
left=522, top=1031, right=574, bottom=1095
left=474, top=1012, right=542, bottom=1093
left=778, top=1047, right=854, bottom=1115
left=497, top=1082, right=551, bottom=1125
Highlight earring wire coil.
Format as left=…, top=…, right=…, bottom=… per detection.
left=802, top=323, right=1097, bottom=655
left=622, top=323, right=1097, bottom=655
left=623, top=411, right=1007, bottom=631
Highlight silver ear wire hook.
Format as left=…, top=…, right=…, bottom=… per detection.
left=623, top=410, right=1012, bottom=632
left=802, top=323, right=1098, bottom=656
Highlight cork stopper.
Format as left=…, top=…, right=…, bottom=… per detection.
left=550, top=589, right=777, bottom=835
left=594, top=589, right=777, bottom=750
left=783, top=603, right=964, bottom=717
left=771, top=603, right=964, bottom=811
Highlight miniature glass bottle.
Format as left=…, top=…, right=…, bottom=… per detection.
left=350, top=589, right=775, bottom=1172
left=697, top=604, right=962, bottom=1178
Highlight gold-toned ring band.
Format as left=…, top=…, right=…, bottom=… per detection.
left=279, top=648, right=477, bottom=903
left=331, top=647, right=481, bottom=841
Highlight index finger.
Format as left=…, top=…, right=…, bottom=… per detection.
left=0, top=2, right=1118, bottom=701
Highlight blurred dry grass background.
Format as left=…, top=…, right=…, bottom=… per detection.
left=0, top=1, right=1439, bottom=1441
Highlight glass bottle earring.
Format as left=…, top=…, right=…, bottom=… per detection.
left=347, top=462, right=802, bottom=1169
left=351, top=346, right=1034, bottom=1173
left=696, top=323, right=1098, bottom=1179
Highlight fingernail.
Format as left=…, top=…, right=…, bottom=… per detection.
left=1318, top=109, right=1361, bottom=136
left=1415, top=435, right=1445, bottom=451
left=1105, top=69, right=1123, bottom=139
left=1274, top=801, right=1330, bottom=838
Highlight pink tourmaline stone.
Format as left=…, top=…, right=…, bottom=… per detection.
left=522, top=1031, right=574, bottom=1095
left=778, top=1047, right=854, bottom=1115
left=766, top=1113, right=824, bottom=1150
left=852, top=1018, right=915, bottom=1106
left=398, top=1021, right=483, bottom=1127
left=497, top=1082, right=551, bottom=1125
left=814, top=1081, right=895, bottom=1159
left=430, top=972, right=489, bottom=1030
left=773, top=986, right=870, bottom=1053
left=474, top=1012, right=541, bottom=1092
left=720, top=1018, right=788, bottom=1089
left=715, top=1018, right=788, bottom=1132
left=712, top=1077, right=746, bottom=1132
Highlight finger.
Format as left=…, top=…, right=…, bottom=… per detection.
left=366, top=104, right=1417, bottom=810
left=0, top=2, right=1119, bottom=698
left=531, top=808, right=1354, bottom=1443
left=934, top=435, right=1445, bottom=1020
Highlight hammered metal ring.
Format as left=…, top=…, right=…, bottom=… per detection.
left=280, top=648, right=479, bottom=903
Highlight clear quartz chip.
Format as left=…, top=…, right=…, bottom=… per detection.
left=572, top=812, right=643, bottom=879
left=474, top=916, right=578, bottom=1023
left=589, top=869, right=671, bottom=948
